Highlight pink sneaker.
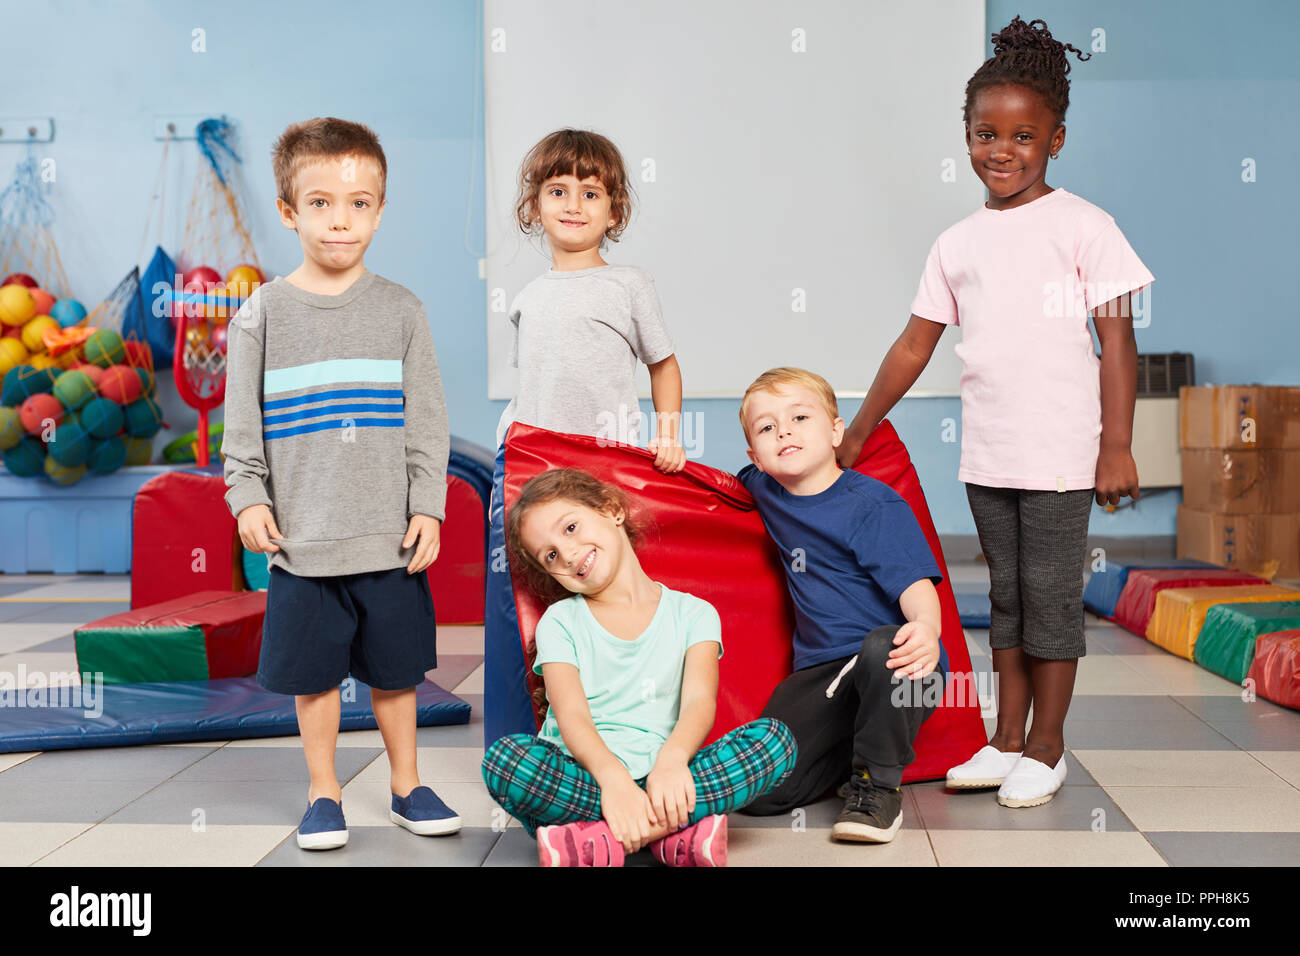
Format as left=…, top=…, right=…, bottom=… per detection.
left=650, top=814, right=727, bottom=867
left=535, top=820, right=626, bottom=867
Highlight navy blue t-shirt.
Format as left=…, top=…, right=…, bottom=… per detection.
left=738, top=464, right=947, bottom=673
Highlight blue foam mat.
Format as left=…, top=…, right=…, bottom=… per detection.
left=1082, top=558, right=1218, bottom=619
left=0, top=677, right=470, bottom=753
left=955, top=591, right=992, bottom=628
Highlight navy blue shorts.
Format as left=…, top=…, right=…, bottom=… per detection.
left=258, top=564, right=437, bottom=695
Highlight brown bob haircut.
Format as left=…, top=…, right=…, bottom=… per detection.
left=514, top=129, right=633, bottom=243
left=506, top=468, right=643, bottom=605
left=272, top=117, right=388, bottom=210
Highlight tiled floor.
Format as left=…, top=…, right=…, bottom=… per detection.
left=1, top=566, right=1298, bottom=867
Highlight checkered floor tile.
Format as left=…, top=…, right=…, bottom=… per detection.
left=1, top=565, right=1298, bottom=866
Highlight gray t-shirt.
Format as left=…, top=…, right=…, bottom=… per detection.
left=496, top=264, right=675, bottom=448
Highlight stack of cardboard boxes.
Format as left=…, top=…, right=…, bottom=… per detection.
left=1178, top=386, right=1300, bottom=578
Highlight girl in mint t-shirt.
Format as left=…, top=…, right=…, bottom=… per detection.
left=838, top=17, right=1153, bottom=809
left=480, top=468, right=795, bottom=867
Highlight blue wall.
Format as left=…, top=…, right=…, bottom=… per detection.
left=7, top=0, right=1296, bottom=537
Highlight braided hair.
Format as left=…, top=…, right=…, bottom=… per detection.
left=963, top=16, right=1091, bottom=127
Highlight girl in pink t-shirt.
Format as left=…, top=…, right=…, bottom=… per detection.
left=838, top=16, right=1153, bottom=808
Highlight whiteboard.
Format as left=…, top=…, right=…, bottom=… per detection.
left=484, top=0, right=985, bottom=399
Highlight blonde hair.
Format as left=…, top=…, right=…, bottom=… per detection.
left=272, top=117, right=387, bottom=210
left=739, top=367, right=839, bottom=442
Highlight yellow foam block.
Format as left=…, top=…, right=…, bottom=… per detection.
left=1147, top=585, right=1300, bottom=659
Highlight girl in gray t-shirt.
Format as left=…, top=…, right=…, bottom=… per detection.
left=498, top=128, right=685, bottom=473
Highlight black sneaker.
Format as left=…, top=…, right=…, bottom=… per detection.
left=831, top=774, right=903, bottom=843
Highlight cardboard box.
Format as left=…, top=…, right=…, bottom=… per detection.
left=1177, top=506, right=1300, bottom=578
left=1180, top=385, right=1300, bottom=450
left=1181, top=448, right=1300, bottom=514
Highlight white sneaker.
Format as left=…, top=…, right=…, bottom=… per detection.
left=945, top=745, right=1022, bottom=789
left=997, top=755, right=1067, bottom=807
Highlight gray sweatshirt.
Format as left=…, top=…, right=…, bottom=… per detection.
left=222, top=269, right=449, bottom=577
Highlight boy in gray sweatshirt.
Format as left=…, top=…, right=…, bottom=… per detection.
left=223, top=117, right=458, bottom=850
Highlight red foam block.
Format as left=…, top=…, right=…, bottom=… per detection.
left=503, top=420, right=986, bottom=784
left=1247, top=629, right=1300, bottom=711
left=425, top=474, right=487, bottom=624
left=85, top=589, right=266, bottom=679
left=1113, top=567, right=1265, bottom=637
left=132, top=472, right=243, bottom=609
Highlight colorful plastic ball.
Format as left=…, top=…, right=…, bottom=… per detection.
left=123, top=339, right=154, bottom=371
left=134, top=366, right=155, bottom=397
left=226, top=263, right=263, bottom=287
left=0, top=406, right=23, bottom=451
left=124, top=435, right=153, bottom=465
left=99, top=365, right=144, bottom=405
left=44, top=455, right=85, bottom=485
left=47, top=421, right=91, bottom=467
left=80, top=397, right=125, bottom=440
left=49, top=298, right=88, bottom=328
left=211, top=324, right=229, bottom=351
left=2, top=323, right=21, bottom=339
left=3, top=436, right=46, bottom=477
left=2, top=274, right=38, bottom=288
left=184, top=265, right=223, bottom=288
left=53, top=369, right=97, bottom=411
left=87, top=435, right=127, bottom=474
left=20, top=315, right=58, bottom=353
left=30, top=288, right=55, bottom=316
left=84, top=328, right=126, bottom=368
left=124, top=396, right=164, bottom=438
left=28, top=353, right=65, bottom=371
left=3, top=364, right=57, bottom=405
left=20, top=393, right=63, bottom=435
left=0, top=285, right=37, bottom=327
left=0, top=337, right=29, bottom=377
left=70, top=362, right=104, bottom=386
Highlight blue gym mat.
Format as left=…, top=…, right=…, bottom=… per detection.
left=955, top=591, right=992, bottom=628
left=0, top=677, right=470, bottom=753
left=1082, top=558, right=1218, bottom=620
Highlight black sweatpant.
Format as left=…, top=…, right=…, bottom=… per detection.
left=742, top=625, right=943, bottom=814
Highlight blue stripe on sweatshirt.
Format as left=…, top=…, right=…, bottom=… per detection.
left=263, top=402, right=404, bottom=426
left=264, top=418, right=406, bottom=441
left=263, top=387, right=404, bottom=411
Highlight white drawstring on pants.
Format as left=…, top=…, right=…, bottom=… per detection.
left=824, top=655, right=858, bottom=699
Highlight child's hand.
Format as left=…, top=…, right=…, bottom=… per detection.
left=887, top=620, right=941, bottom=679
left=648, top=437, right=686, bottom=473
left=237, top=504, right=282, bottom=554
left=1095, top=447, right=1140, bottom=507
left=600, top=773, right=658, bottom=853
left=646, top=754, right=696, bottom=831
left=403, top=515, right=441, bottom=574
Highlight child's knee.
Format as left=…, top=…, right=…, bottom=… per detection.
left=857, top=625, right=902, bottom=672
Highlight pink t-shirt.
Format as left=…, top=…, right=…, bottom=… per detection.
left=910, top=187, right=1154, bottom=491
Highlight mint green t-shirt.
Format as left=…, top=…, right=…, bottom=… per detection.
left=532, top=583, right=724, bottom=781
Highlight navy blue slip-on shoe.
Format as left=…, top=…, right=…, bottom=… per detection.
left=390, top=785, right=461, bottom=836
left=298, top=796, right=348, bottom=850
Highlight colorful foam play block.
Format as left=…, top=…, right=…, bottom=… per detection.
left=1112, top=567, right=1266, bottom=637
left=75, top=590, right=265, bottom=684
left=1194, top=602, right=1300, bottom=685
left=1247, top=630, right=1300, bottom=710
left=490, top=419, right=988, bottom=785
left=132, top=470, right=244, bottom=609
left=1146, top=585, right=1300, bottom=660
left=1082, top=558, right=1217, bottom=620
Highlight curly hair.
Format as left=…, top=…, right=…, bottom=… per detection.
left=963, top=16, right=1091, bottom=127
left=505, top=468, right=643, bottom=605
left=513, top=128, right=634, bottom=243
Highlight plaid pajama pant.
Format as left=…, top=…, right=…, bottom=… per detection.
left=481, top=717, right=797, bottom=836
